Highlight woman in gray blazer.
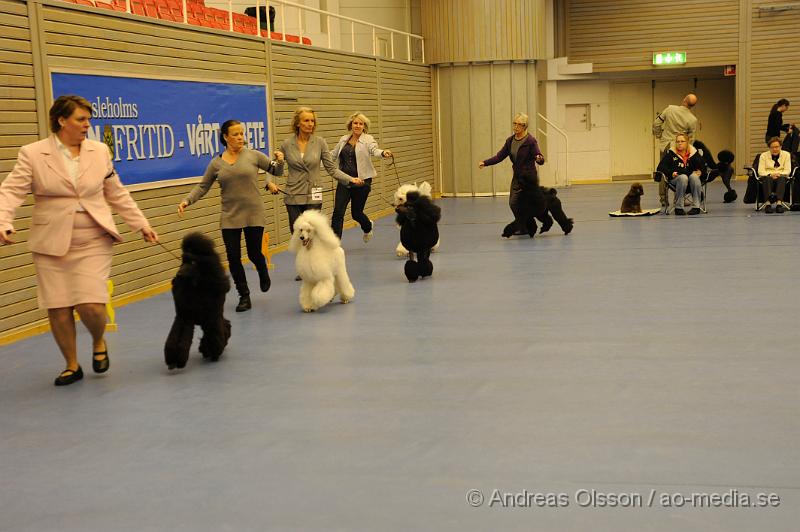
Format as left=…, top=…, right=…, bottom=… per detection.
left=275, top=107, right=362, bottom=233
left=330, top=112, right=392, bottom=241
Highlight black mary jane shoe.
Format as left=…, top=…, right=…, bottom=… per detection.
left=54, top=366, right=84, bottom=386
left=92, top=346, right=110, bottom=374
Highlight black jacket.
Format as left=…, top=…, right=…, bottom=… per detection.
left=657, top=147, right=707, bottom=181
left=766, top=110, right=790, bottom=141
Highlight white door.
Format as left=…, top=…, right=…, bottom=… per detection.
left=610, top=81, right=653, bottom=178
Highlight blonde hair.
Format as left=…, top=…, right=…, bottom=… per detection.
left=346, top=112, right=371, bottom=133
left=513, top=113, right=529, bottom=128
left=292, top=107, right=317, bottom=135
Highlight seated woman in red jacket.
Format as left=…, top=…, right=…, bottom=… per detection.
left=657, top=133, right=707, bottom=215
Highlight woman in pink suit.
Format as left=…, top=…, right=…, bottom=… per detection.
left=0, top=95, right=158, bottom=386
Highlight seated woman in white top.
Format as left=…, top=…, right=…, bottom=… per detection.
left=759, top=137, right=793, bottom=213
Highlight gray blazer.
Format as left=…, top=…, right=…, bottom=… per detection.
left=330, top=133, right=385, bottom=182
left=279, top=135, right=353, bottom=205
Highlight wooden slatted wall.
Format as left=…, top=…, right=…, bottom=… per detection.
left=0, top=0, right=42, bottom=335
left=0, top=1, right=435, bottom=340
left=748, top=1, right=800, bottom=158
left=419, top=0, right=546, bottom=63
left=270, top=45, right=434, bottom=243
left=567, top=0, right=739, bottom=72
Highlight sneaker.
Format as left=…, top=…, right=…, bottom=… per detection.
left=765, top=204, right=774, bottom=214
left=673, top=208, right=686, bottom=215
left=688, top=207, right=701, bottom=215
left=776, top=204, right=785, bottom=214
left=363, top=230, right=373, bottom=243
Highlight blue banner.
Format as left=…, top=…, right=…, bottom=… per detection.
left=50, top=72, right=270, bottom=186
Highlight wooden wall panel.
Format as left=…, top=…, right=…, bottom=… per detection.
left=0, top=1, right=435, bottom=340
left=270, top=46, right=434, bottom=243
left=566, top=0, right=739, bottom=72
left=0, top=0, right=42, bottom=337
left=420, top=0, right=546, bottom=63
left=748, top=1, right=800, bottom=159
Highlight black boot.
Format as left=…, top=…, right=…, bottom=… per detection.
left=258, top=267, right=271, bottom=292
left=235, top=285, right=251, bottom=312
left=236, top=294, right=251, bottom=312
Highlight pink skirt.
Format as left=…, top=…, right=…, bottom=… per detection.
left=33, top=212, right=114, bottom=309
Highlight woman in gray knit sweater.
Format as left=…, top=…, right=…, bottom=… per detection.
left=178, top=120, right=283, bottom=312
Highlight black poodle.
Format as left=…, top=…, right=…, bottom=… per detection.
left=164, top=232, right=232, bottom=370
left=694, top=140, right=736, bottom=203
left=507, top=187, right=574, bottom=236
left=395, top=191, right=441, bottom=282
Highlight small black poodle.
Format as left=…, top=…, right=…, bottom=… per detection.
left=395, top=190, right=441, bottom=282
left=164, top=232, right=232, bottom=370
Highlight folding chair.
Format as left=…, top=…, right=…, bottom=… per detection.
left=744, top=153, right=797, bottom=211
left=652, top=169, right=708, bottom=214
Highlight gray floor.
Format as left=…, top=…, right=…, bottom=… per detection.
left=1, top=181, right=799, bottom=531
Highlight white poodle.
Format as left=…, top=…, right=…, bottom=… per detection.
left=288, top=210, right=355, bottom=312
left=393, top=181, right=440, bottom=257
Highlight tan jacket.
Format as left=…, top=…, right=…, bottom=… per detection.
left=0, top=136, right=150, bottom=256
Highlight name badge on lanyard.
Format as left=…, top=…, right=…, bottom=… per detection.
left=311, top=187, right=323, bottom=202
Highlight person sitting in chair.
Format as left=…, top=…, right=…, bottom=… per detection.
left=759, top=137, right=792, bottom=214
left=656, top=133, right=706, bottom=215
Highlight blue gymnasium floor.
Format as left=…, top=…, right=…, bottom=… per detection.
left=1, top=181, right=799, bottom=532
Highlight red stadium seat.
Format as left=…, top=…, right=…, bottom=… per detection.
left=130, top=0, right=145, bottom=15
left=95, top=0, right=114, bottom=8
left=73, top=0, right=95, bottom=6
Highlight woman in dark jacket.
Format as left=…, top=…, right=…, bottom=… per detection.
left=657, top=133, right=707, bottom=215
left=479, top=113, right=547, bottom=237
left=766, top=99, right=793, bottom=145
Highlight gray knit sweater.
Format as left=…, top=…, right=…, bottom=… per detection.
left=184, top=148, right=283, bottom=229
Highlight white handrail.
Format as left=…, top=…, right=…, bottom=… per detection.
left=85, top=0, right=425, bottom=62
left=537, top=113, right=570, bottom=187
left=266, top=0, right=423, bottom=61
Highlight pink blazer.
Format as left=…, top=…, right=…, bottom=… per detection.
left=0, top=136, right=151, bottom=257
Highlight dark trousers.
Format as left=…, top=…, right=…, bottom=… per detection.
left=762, top=175, right=787, bottom=203
left=331, top=179, right=372, bottom=237
left=286, top=204, right=322, bottom=233
left=221, top=226, right=268, bottom=296
left=509, top=177, right=546, bottom=233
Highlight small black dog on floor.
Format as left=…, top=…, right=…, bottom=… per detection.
left=164, top=232, right=232, bottom=370
left=620, top=182, right=644, bottom=213
left=395, top=190, right=441, bottom=282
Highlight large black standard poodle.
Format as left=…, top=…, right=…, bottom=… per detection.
left=164, top=232, right=232, bottom=370
left=693, top=140, right=736, bottom=203
left=395, top=190, right=442, bottom=282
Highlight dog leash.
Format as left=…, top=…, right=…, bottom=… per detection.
left=156, top=240, right=182, bottom=262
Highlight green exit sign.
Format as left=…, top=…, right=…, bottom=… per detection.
left=653, top=52, right=687, bottom=65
